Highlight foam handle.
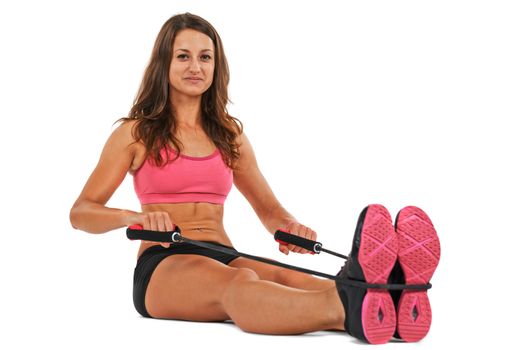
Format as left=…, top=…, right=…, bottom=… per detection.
left=126, top=224, right=181, bottom=243
left=274, top=229, right=321, bottom=254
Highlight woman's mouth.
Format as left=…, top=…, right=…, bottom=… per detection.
left=184, top=77, right=203, bottom=84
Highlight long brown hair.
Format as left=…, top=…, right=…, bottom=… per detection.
left=115, top=12, right=243, bottom=170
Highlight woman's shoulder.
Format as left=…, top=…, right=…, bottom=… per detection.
left=233, top=129, right=258, bottom=172
left=111, top=119, right=141, bottom=150
left=115, top=118, right=139, bottom=134
left=234, top=128, right=248, bottom=146
left=108, top=119, right=148, bottom=174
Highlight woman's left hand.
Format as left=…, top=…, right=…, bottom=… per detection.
left=278, top=221, right=317, bottom=255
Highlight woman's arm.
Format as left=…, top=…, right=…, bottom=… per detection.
left=69, top=120, right=140, bottom=234
left=233, top=132, right=294, bottom=233
left=70, top=201, right=139, bottom=234
left=260, top=204, right=297, bottom=235
left=233, top=131, right=316, bottom=254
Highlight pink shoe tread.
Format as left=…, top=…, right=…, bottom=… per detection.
left=396, top=206, right=441, bottom=342
left=359, top=204, right=398, bottom=344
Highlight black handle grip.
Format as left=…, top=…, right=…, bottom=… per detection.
left=126, top=224, right=182, bottom=243
left=274, top=229, right=322, bottom=254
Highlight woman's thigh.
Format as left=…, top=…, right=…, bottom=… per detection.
left=145, top=254, right=256, bottom=320
left=228, top=257, right=333, bottom=290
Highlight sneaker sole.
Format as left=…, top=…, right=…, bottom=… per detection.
left=359, top=204, right=398, bottom=344
left=396, top=206, right=441, bottom=342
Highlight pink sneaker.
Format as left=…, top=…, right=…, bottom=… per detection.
left=335, top=204, right=398, bottom=344
left=392, top=206, right=441, bottom=342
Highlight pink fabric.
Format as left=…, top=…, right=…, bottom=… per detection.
left=132, top=145, right=233, bottom=205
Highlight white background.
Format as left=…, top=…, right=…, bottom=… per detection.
left=1, top=0, right=523, bottom=348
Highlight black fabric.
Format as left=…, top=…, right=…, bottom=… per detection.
left=335, top=206, right=369, bottom=342
left=388, top=260, right=405, bottom=307
left=132, top=241, right=240, bottom=318
left=388, top=260, right=405, bottom=339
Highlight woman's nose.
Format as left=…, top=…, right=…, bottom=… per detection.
left=189, top=59, right=201, bottom=73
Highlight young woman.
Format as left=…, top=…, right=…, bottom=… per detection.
left=69, top=13, right=439, bottom=344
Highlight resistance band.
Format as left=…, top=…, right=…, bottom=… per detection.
left=126, top=225, right=431, bottom=291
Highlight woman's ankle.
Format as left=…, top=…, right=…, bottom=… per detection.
left=325, top=286, right=346, bottom=331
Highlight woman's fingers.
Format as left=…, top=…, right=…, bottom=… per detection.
left=134, top=211, right=175, bottom=247
left=284, top=222, right=318, bottom=254
left=149, top=213, right=159, bottom=232
left=142, top=214, right=151, bottom=231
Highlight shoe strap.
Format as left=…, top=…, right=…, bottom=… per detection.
left=339, top=278, right=432, bottom=290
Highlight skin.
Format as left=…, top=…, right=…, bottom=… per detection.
left=70, top=28, right=346, bottom=334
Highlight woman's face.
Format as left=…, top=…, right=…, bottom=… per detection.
left=169, top=29, right=215, bottom=98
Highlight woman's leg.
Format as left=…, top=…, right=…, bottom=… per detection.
left=221, top=270, right=345, bottom=334
left=228, top=256, right=335, bottom=291
left=144, top=253, right=346, bottom=334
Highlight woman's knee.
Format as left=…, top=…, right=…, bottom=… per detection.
left=230, top=267, right=260, bottom=283
left=221, top=268, right=260, bottom=298
left=221, top=268, right=260, bottom=306
left=145, top=256, right=249, bottom=320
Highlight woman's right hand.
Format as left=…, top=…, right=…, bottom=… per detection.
left=125, top=211, right=175, bottom=248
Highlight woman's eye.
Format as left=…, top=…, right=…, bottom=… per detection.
left=176, top=54, right=212, bottom=61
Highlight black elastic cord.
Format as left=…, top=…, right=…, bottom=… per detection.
left=177, top=236, right=431, bottom=291
left=126, top=227, right=432, bottom=291
left=320, top=247, right=348, bottom=260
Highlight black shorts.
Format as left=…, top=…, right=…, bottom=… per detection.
left=133, top=241, right=240, bottom=318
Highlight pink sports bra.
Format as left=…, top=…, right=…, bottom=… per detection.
left=132, top=145, right=233, bottom=205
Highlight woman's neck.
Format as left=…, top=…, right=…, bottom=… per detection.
left=170, top=92, right=202, bottom=128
